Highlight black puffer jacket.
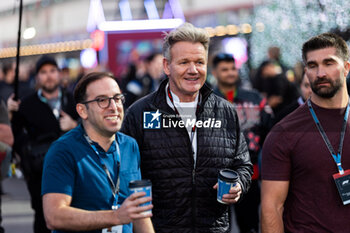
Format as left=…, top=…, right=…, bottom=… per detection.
left=121, top=79, right=252, bottom=233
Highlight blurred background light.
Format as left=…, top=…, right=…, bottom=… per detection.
left=98, top=18, right=184, bottom=31
left=80, top=48, right=97, bottom=68
left=223, top=37, right=248, bottom=69
left=23, top=27, right=36, bottom=40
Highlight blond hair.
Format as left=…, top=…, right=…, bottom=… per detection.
left=163, top=23, right=210, bottom=61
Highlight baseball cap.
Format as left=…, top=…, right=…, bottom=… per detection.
left=35, top=55, right=58, bottom=74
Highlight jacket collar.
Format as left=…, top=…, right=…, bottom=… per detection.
left=152, top=78, right=213, bottom=112
left=213, top=86, right=242, bottom=102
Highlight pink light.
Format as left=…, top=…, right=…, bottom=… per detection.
left=223, top=37, right=248, bottom=69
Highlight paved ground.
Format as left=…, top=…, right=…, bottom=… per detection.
left=0, top=177, right=241, bottom=233
left=2, top=177, right=34, bottom=233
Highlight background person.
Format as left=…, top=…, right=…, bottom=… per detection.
left=212, top=53, right=273, bottom=233
left=0, top=61, right=33, bottom=104
left=125, top=52, right=164, bottom=108
left=8, top=55, right=79, bottom=233
left=273, top=71, right=312, bottom=124
left=0, top=100, right=14, bottom=233
left=253, top=60, right=299, bottom=116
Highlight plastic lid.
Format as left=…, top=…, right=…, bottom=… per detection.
left=218, top=169, right=238, bottom=183
left=129, top=179, right=152, bottom=189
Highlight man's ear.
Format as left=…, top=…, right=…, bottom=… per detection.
left=76, top=103, right=88, bottom=120
left=344, top=61, right=350, bottom=76
left=163, top=58, right=170, bottom=76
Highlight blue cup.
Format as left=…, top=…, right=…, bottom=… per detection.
left=129, top=179, right=152, bottom=214
left=217, top=169, right=239, bottom=204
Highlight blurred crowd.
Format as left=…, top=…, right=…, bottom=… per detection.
left=0, top=45, right=303, bottom=233
left=0, top=33, right=349, bottom=233
left=0, top=45, right=312, bottom=116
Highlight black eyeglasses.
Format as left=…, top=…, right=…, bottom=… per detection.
left=82, top=94, right=125, bottom=109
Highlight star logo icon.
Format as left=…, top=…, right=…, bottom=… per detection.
left=143, top=110, right=162, bottom=129
left=150, top=110, right=161, bottom=122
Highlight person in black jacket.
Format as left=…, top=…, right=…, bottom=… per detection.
left=8, top=55, right=79, bottom=233
left=121, top=23, right=252, bottom=233
left=124, top=52, right=164, bottom=107
left=253, top=60, right=299, bottom=116
left=273, top=71, right=313, bottom=125
left=212, top=53, right=273, bottom=233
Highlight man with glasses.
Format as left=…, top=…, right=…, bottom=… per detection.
left=42, top=72, right=154, bottom=233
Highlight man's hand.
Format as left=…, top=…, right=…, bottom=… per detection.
left=59, top=110, right=77, bottom=132
left=267, top=95, right=283, bottom=108
left=115, top=191, right=153, bottom=225
left=213, top=182, right=242, bottom=204
left=7, top=93, right=21, bottom=120
left=43, top=192, right=153, bottom=232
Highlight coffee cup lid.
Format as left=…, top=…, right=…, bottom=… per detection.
left=218, top=169, right=238, bottom=183
left=129, top=179, right=152, bottom=188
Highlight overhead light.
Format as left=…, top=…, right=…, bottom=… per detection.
left=98, top=18, right=184, bottom=32
left=204, top=27, right=216, bottom=37
left=119, top=0, right=133, bottom=21
left=226, top=25, right=239, bottom=35
left=215, top=26, right=227, bottom=36
left=255, top=22, right=265, bottom=32
left=23, top=27, right=36, bottom=40
left=144, top=0, right=160, bottom=19
left=240, top=24, right=252, bottom=34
